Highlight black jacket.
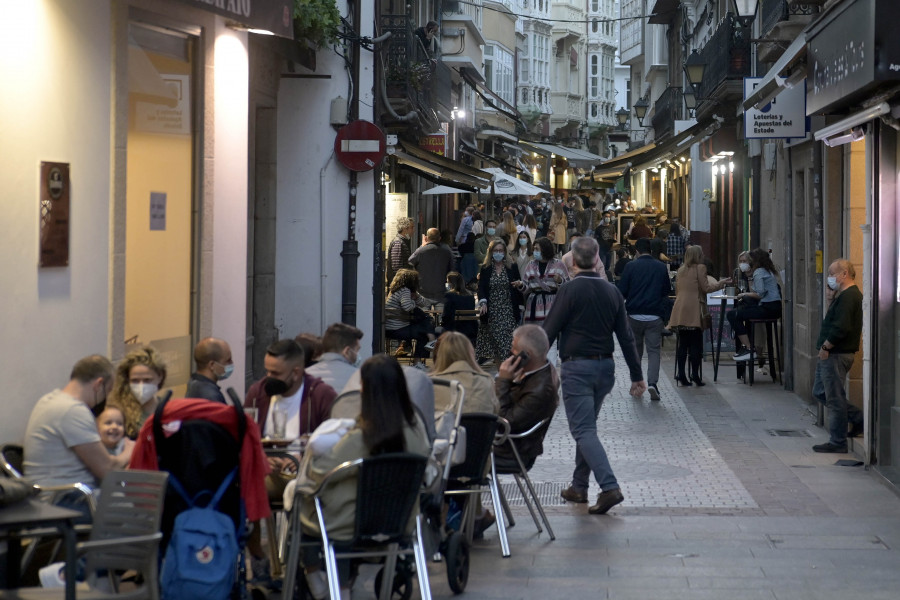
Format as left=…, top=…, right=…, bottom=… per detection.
left=477, top=264, right=523, bottom=323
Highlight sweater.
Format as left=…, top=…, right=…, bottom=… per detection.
left=619, top=255, right=672, bottom=318
left=817, top=285, right=863, bottom=353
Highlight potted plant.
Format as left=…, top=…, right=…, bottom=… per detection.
left=294, top=0, right=341, bottom=48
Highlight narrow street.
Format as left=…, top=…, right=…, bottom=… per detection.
left=418, top=346, right=900, bottom=600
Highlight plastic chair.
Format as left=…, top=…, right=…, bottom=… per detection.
left=444, top=413, right=511, bottom=558
left=282, top=453, right=431, bottom=600
left=492, top=418, right=556, bottom=541
left=2, top=469, right=168, bottom=600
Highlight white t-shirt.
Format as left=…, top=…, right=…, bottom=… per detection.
left=24, top=389, right=101, bottom=487
left=264, top=382, right=306, bottom=451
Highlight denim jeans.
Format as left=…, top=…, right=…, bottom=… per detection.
left=812, top=353, right=860, bottom=446
left=560, top=358, right=618, bottom=492
left=628, top=317, right=662, bottom=386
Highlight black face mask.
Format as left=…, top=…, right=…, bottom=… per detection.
left=263, top=376, right=290, bottom=397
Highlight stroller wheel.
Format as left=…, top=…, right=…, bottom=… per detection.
left=374, top=562, right=413, bottom=600
left=445, top=531, right=470, bottom=594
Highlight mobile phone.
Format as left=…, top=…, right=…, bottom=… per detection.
left=516, top=351, right=530, bottom=363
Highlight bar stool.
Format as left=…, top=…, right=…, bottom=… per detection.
left=745, top=316, right=782, bottom=386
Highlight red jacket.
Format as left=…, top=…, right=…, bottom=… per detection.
left=131, top=398, right=272, bottom=521
left=244, top=373, right=336, bottom=436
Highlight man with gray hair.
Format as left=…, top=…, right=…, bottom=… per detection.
left=387, top=217, right=415, bottom=285
left=544, top=236, right=646, bottom=515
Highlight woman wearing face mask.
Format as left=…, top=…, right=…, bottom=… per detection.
left=521, top=236, right=568, bottom=364
left=441, top=271, right=477, bottom=345
left=513, top=231, right=534, bottom=275
left=108, top=346, right=168, bottom=439
left=726, top=248, right=782, bottom=363
left=475, top=240, right=523, bottom=366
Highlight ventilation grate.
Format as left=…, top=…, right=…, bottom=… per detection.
left=766, top=429, right=812, bottom=437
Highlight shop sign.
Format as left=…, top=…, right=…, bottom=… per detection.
left=743, top=78, right=806, bottom=139
left=136, top=75, right=191, bottom=135
left=174, top=0, right=293, bottom=38
left=419, top=133, right=447, bottom=156
left=807, top=0, right=900, bottom=114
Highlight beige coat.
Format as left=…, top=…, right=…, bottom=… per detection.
left=548, top=211, right=567, bottom=244
left=668, top=264, right=725, bottom=329
left=430, top=360, right=499, bottom=415
left=297, top=417, right=431, bottom=541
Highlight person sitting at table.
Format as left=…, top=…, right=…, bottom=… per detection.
left=295, top=355, right=431, bottom=600
left=441, top=271, right=478, bottom=345
left=727, top=248, right=783, bottom=364
left=385, top=269, right=437, bottom=368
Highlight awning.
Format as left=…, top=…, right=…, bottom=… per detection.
left=173, top=0, right=293, bottom=38
left=393, top=141, right=493, bottom=190
left=648, top=0, right=680, bottom=24
left=591, top=166, right=626, bottom=182
left=460, top=71, right=526, bottom=129
left=518, top=141, right=605, bottom=168
left=741, top=33, right=808, bottom=112
left=597, top=142, right=657, bottom=170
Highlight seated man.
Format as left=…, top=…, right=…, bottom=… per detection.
left=184, top=337, right=234, bottom=403
left=493, top=325, right=559, bottom=472
left=305, top=322, right=364, bottom=394
left=24, top=355, right=135, bottom=517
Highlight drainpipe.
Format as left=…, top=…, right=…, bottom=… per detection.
left=341, top=0, right=362, bottom=326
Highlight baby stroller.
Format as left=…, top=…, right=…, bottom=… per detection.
left=131, top=391, right=271, bottom=600
left=421, top=378, right=470, bottom=594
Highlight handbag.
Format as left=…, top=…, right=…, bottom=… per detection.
left=0, top=477, right=38, bottom=507
left=698, top=268, right=712, bottom=331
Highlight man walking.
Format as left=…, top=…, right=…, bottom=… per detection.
left=812, top=259, right=863, bottom=453
left=455, top=205, right=475, bottom=245
left=543, top=237, right=646, bottom=514
left=618, top=237, right=672, bottom=401
left=387, top=217, right=415, bottom=285
left=409, top=227, right=453, bottom=310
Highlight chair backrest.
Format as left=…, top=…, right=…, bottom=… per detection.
left=353, top=453, right=427, bottom=546
left=454, top=309, right=480, bottom=322
left=449, top=413, right=499, bottom=483
left=85, top=469, right=168, bottom=577
left=1, top=443, right=24, bottom=478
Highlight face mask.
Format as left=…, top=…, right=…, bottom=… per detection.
left=739, top=262, right=750, bottom=273
left=533, top=250, right=542, bottom=261
left=487, top=227, right=496, bottom=235
left=445, top=282, right=452, bottom=291
left=827, top=276, right=839, bottom=290
left=492, top=252, right=505, bottom=263
left=264, top=376, right=290, bottom=397
left=130, top=382, right=158, bottom=405
left=519, top=238, right=528, bottom=246
left=217, top=362, right=234, bottom=381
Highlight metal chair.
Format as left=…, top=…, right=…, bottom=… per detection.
left=492, top=418, right=556, bottom=541
left=283, top=453, right=432, bottom=600
left=2, top=469, right=168, bottom=600
left=444, top=413, right=511, bottom=558
left=745, top=316, right=782, bottom=386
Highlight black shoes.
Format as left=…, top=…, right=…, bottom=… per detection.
left=588, top=488, right=624, bottom=515
left=848, top=421, right=864, bottom=438
left=812, top=442, right=848, bottom=453
left=560, top=486, right=588, bottom=503
left=473, top=509, right=496, bottom=539
left=648, top=384, right=661, bottom=401
left=674, top=375, right=691, bottom=387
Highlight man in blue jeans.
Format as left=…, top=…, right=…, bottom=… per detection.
left=543, top=237, right=646, bottom=514
left=812, top=259, right=863, bottom=453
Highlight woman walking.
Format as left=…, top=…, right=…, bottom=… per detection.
left=475, top=239, right=523, bottom=366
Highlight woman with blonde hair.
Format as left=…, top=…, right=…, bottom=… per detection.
left=430, top=331, right=498, bottom=414
left=548, top=201, right=568, bottom=256
left=109, top=346, right=168, bottom=439
left=668, top=245, right=730, bottom=386
left=497, top=211, right=518, bottom=249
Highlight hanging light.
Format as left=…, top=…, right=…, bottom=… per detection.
left=732, top=0, right=759, bottom=28
left=684, top=50, right=706, bottom=90
left=633, top=96, right=650, bottom=127
left=616, top=106, right=630, bottom=128
left=683, top=87, right=697, bottom=112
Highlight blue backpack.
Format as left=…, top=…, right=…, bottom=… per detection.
left=161, top=469, right=238, bottom=600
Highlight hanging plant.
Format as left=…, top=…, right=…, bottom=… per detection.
left=294, top=0, right=341, bottom=48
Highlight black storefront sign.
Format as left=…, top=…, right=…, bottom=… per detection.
left=807, top=0, right=900, bottom=115
left=174, top=0, right=293, bottom=38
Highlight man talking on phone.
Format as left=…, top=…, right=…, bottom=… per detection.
left=493, top=325, right=559, bottom=471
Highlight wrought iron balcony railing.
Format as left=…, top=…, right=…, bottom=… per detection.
left=697, top=14, right=752, bottom=102
left=761, top=0, right=821, bottom=38
left=650, top=86, right=684, bottom=140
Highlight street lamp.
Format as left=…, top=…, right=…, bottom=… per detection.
left=616, top=106, right=629, bottom=129
left=732, top=0, right=759, bottom=28
left=683, top=88, right=697, bottom=116
left=633, top=96, right=650, bottom=127
left=684, top=49, right=706, bottom=91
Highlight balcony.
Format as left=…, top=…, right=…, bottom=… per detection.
left=696, top=15, right=752, bottom=114
left=758, top=0, right=823, bottom=63
left=650, top=86, right=684, bottom=140
left=552, top=1, right=586, bottom=40
left=379, top=13, right=450, bottom=132
left=551, top=91, right=584, bottom=124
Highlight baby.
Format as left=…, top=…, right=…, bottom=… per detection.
left=96, top=406, right=126, bottom=455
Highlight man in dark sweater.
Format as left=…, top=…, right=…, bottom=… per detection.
left=544, top=237, right=645, bottom=515
left=812, top=259, right=864, bottom=453
left=618, top=237, right=672, bottom=401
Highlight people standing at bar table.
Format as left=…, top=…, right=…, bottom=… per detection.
left=811, top=259, right=864, bottom=453
left=727, top=248, right=782, bottom=363
left=543, top=237, right=646, bottom=515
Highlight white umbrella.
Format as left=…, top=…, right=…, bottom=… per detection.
left=421, top=185, right=472, bottom=195
left=479, top=167, right=546, bottom=196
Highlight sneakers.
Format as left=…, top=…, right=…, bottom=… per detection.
left=732, top=350, right=755, bottom=362
left=812, top=442, right=848, bottom=453
left=424, top=339, right=437, bottom=351
left=250, top=555, right=273, bottom=586
left=412, top=362, right=429, bottom=372
left=305, top=569, right=329, bottom=600
left=648, top=384, right=661, bottom=402
left=560, top=485, right=588, bottom=504
left=588, top=488, right=625, bottom=515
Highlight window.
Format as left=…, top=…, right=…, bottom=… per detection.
left=592, top=19, right=599, bottom=34
left=591, top=0, right=599, bottom=11
left=590, top=55, right=599, bottom=97
left=485, top=43, right=514, bottom=106
left=591, top=103, right=599, bottom=118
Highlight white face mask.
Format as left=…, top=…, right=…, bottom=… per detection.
left=130, top=382, right=158, bottom=405
left=739, top=262, right=750, bottom=273
left=827, top=276, right=839, bottom=290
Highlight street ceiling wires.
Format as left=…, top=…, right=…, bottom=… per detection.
left=453, top=0, right=658, bottom=24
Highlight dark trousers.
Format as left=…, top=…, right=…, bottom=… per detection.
left=676, top=328, right=704, bottom=379
left=726, top=301, right=781, bottom=338
left=386, top=312, right=434, bottom=358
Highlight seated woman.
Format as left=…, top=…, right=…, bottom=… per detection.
left=727, top=248, right=782, bottom=363
left=385, top=269, right=436, bottom=367
left=441, top=271, right=477, bottom=344
left=296, top=355, right=431, bottom=599
left=430, top=331, right=498, bottom=416
left=108, top=346, right=167, bottom=440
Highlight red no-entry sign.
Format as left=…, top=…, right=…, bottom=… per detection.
left=334, top=120, right=386, bottom=172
